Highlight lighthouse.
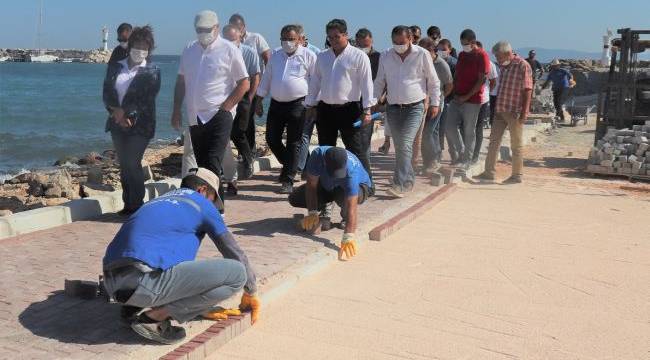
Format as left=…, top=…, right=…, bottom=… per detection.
left=601, top=29, right=613, bottom=67
left=102, top=26, right=108, bottom=51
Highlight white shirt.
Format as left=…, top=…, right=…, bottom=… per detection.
left=483, top=61, right=499, bottom=103
left=373, top=45, right=441, bottom=106
left=306, top=44, right=376, bottom=109
left=257, top=46, right=317, bottom=102
left=489, top=61, right=500, bottom=97
left=115, top=58, right=146, bottom=105
left=242, top=31, right=270, bottom=58
left=178, top=36, right=249, bottom=126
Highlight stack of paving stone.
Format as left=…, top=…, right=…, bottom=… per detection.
left=587, top=121, right=650, bottom=176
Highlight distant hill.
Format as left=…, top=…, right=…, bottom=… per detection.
left=515, top=47, right=650, bottom=63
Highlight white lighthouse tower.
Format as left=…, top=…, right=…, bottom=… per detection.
left=102, top=26, right=108, bottom=51
left=601, top=29, right=613, bottom=67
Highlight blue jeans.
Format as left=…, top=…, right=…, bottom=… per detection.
left=421, top=101, right=445, bottom=167
left=444, top=100, right=482, bottom=163
left=386, top=102, right=425, bottom=189
left=104, top=258, right=247, bottom=323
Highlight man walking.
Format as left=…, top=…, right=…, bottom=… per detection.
left=305, top=19, right=375, bottom=184
left=223, top=24, right=261, bottom=181
left=373, top=25, right=440, bottom=197
left=257, top=24, right=317, bottom=193
left=543, top=59, right=573, bottom=123
left=171, top=10, right=250, bottom=212
left=475, top=41, right=532, bottom=184
left=103, top=168, right=260, bottom=344
left=444, top=29, right=490, bottom=169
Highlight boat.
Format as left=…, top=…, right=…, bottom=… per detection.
left=27, top=53, right=59, bottom=63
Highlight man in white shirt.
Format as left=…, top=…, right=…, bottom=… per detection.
left=257, top=24, right=317, bottom=194
left=305, top=19, right=376, bottom=189
left=171, top=10, right=250, bottom=212
left=373, top=25, right=440, bottom=198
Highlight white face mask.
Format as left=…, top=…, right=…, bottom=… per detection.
left=500, top=60, right=511, bottom=66
left=119, top=41, right=128, bottom=49
left=437, top=50, right=449, bottom=58
left=129, top=49, right=148, bottom=64
left=393, top=44, right=409, bottom=54
left=462, top=44, right=473, bottom=53
left=360, top=47, right=372, bottom=54
left=197, top=30, right=215, bottom=47
left=281, top=41, right=298, bottom=53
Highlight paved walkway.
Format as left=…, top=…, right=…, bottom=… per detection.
left=0, top=146, right=449, bottom=359
left=217, top=180, right=650, bottom=360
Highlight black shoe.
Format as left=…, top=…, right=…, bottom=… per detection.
left=131, top=317, right=186, bottom=345
left=227, top=181, right=238, bottom=196
left=242, top=164, right=254, bottom=179
left=501, top=175, right=523, bottom=185
left=279, top=182, right=293, bottom=194
left=117, top=207, right=138, bottom=217
left=120, top=305, right=142, bottom=325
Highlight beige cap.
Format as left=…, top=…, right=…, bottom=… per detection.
left=551, top=59, right=561, bottom=66
left=189, top=167, right=223, bottom=211
left=195, top=10, right=219, bottom=29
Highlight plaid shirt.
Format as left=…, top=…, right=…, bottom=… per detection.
left=495, top=55, right=533, bottom=114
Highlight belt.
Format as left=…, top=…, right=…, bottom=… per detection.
left=322, top=101, right=358, bottom=108
left=388, top=100, right=424, bottom=108
left=271, top=96, right=305, bottom=105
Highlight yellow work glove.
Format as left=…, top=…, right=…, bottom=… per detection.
left=300, top=211, right=320, bottom=232
left=338, top=233, right=357, bottom=261
left=203, top=308, right=241, bottom=320
left=239, top=292, right=261, bottom=324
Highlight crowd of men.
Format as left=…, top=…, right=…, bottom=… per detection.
left=102, top=9, right=566, bottom=344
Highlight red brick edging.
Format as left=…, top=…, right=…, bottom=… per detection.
left=160, top=313, right=251, bottom=360
left=368, top=184, right=457, bottom=241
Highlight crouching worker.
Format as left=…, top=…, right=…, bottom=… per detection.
left=289, top=146, right=372, bottom=260
left=102, top=167, right=259, bottom=345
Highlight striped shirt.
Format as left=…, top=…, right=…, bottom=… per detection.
left=495, top=56, right=533, bottom=114
left=239, top=43, right=261, bottom=77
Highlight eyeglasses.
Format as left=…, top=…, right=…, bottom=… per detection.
left=195, top=27, right=213, bottom=34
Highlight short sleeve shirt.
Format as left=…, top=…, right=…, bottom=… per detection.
left=305, top=146, right=371, bottom=196
left=433, top=55, right=453, bottom=104
left=454, top=48, right=490, bottom=104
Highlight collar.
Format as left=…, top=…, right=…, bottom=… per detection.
left=118, top=58, right=147, bottom=71
left=284, top=45, right=305, bottom=58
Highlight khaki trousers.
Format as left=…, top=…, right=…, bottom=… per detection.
left=484, top=112, right=524, bottom=177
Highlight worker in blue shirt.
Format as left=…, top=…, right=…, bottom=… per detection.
left=289, top=146, right=372, bottom=260
left=543, top=59, right=574, bottom=122
left=102, top=168, right=259, bottom=344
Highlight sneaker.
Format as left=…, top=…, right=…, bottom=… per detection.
left=131, top=318, right=186, bottom=345
left=279, top=182, right=293, bottom=194
left=422, top=162, right=441, bottom=175
left=241, top=164, right=254, bottom=179
left=227, top=181, right=238, bottom=196
left=117, top=207, right=138, bottom=217
left=378, top=144, right=390, bottom=155
left=473, top=172, right=496, bottom=182
left=501, top=175, right=523, bottom=185
left=386, top=185, right=404, bottom=198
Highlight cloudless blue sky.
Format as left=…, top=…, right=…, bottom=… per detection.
left=1, top=0, right=649, bottom=55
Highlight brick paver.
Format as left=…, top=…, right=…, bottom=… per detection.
left=0, top=147, right=449, bottom=359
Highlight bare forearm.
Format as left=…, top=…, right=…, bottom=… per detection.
left=222, top=79, right=250, bottom=111
left=306, top=182, right=318, bottom=212
left=521, top=89, right=532, bottom=115
left=344, top=197, right=358, bottom=234
left=248, top=74, right=260, bottom=101
left=173, top=77, right=185, bottom=113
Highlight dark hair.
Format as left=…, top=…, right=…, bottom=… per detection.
left=355, top=28, right=372, bottom=39
left=476, top=41, right=483, bottom=48
left=409, top=25, right=421, bottom=35
left=460, top=29, right=476, bottom=42
left=229, top=13, right=245, bottom=25
left=418, top=37, right=435, bottom=51
left=128, top=25, right=155, bottom=52
left=427, top=26, right=440, bottom=38
left=117, top=23, right=132, bottom=34
left=326, top=19, right=347, bottom=34
left=222, top=24, right=239, bottom=34
left=281, top=24, right=301, bottom=37
left=439, top=38, right=452, bottom=48
left=180, top=174, right=217, bottom=197
left=391, top=25, right=410, bottom=38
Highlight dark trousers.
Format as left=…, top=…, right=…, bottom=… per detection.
left=438, top=101, right=450, bottom=151
left=288, top=182, right=369, bottom=217
left=489, top=95, right=497, bottom=125
left=266, top=98, right=305, bottom=183
left=190, top=110, right=233, bottom=208
left=316, top=101, right=373, bottom=181
left=473, top=102, right=490, bottom=162
left=297, top=113, right=316, bottom=173
left=111, top=131, right=150, bottom=210
left=230, top=99, right=253, bottom=167
left=553, top=88, right=567, bottom=120
left=246, top=96, right=261, bottom=155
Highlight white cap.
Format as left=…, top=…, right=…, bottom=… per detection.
left=551, top=59, right=560, bottom=66
left=195, top=10, right=219, bottom=29
left=188, top=167, right=223, bottom=211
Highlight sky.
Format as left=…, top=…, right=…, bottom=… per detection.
left=1, top=0, right=649, bottom=55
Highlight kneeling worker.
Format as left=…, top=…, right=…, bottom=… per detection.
left=289, top=146, right=372, bottom=260
left=102, top=168, right=260, bottom=344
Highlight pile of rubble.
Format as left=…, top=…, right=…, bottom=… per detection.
left=587, top=121, right=650, bottom=176
left=81, top=49, right=112, bottom=63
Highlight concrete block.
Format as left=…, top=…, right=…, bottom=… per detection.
left=0, top=218, right=13, bottom=238
left=62, top=199, right=106, bottom=221
left=142, top=165, right=154, bottom=182
left=256, top=156, right=281, bottom=171
left=87, top=166, right=103, bottom=184
left=430, top=172, right=444, bottom=186
left=4, top=206, right=72, bottom=236
left=64, top=279, right=98, bottom=299
left=84, top=194, right=119, bottom=214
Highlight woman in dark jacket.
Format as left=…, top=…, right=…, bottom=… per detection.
left=103, top=25, right=161, bottom=215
